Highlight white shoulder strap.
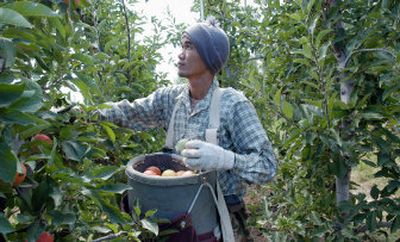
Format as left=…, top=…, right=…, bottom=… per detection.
left=205, top=87, right=235, bottom=242
left=165, top=99, right=180, bottom=149
left=205, top=87, right=225, bottom=145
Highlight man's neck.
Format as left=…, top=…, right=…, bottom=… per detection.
left=188, top=74, right=214, bottom=100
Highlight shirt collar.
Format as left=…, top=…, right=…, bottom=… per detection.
left=175, top=80, right=219, bottom=115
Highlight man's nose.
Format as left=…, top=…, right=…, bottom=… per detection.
left=178, top=50, right=184, bottom=60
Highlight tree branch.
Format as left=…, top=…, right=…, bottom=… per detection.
left=120, top=0, right=131, bottom=62
left=92, top=231, right=128, bottom=242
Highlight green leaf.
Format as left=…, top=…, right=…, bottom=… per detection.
left=0, top=212, right=14, bottom=234
left=361, top=159, right=377, bottom=167
left=383, top=83, right=400, bottom=101
left=370, top=185, right=380, bottom=200
left=0, top=82, right=25, bottom=108
left=6, top=1, right=58, bottom=17
left=0, top=139, right=18, bottom=184
left=274, top=88, right=282, bottom=107
left=293, top=58, right=311, bottom=67
left=91, top=191, right=127, bottom=224
left=15, top=213, right=35, bottom=225
left=49, top=211, right=76, bottom=226
left=50, top=185, right=63, bottom=208
left=100, top=123, right=116, bottom=143
left=98, top=183, right=132, bottom=194
left=0, top=109, right=41, bottom=125
left=287, top=13, right=302, bottom=22
left=8, top=80, right=43, bottom=112
left=91, top=226, right=111, bottom=234
left=62, top=141, right=89, bottom=162
left=382, top=180, right=400, bottom=197
left=361, top=112, right=385, bottom=120
left=390, top=216, right=399, bottom=233
left=318, top=42, right=330, bottom=65
left=331, top=158, right=348, bottom=179
left=0, top=8, right=32, bottom=28
left=71, top=53, right=94, bottom=65
left=292, top=48, right=312, bottom=60
left=49, top=18, right=66, bottom=40
left=367, top=210, right=377, bottom=231
left=282, top=100, right=294, bottom=119
left=144, top=209, right=157, bottom=218
left=315, top=29, right=332, bottom=48
left=0, top=37, right=16, bottom=69
left=309, top=17, right=318, bottom=37
left=141, top=218, right=159, bottom=235
left=86, top=166, right=120, bottom=180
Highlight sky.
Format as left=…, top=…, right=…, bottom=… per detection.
left=130, top=0, right=198, bottom=81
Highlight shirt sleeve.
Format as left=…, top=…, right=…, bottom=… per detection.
left=96, top=86, right=180, bottom=130
left=227, top=100, right=277, bottom=184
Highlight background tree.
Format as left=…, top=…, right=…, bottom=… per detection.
left=198, top=0, right=399, bottom=240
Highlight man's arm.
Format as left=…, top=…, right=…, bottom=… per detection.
left=227, top=100, right=277, bottom=184
left=96, top=86, right=182, bottom=131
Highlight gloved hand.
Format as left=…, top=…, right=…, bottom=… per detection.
left=181, top=140, right=235, bottom=170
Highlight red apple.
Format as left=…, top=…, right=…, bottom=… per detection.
left=33, top=134, right=52, bottom=146
left=13, top=163, right=27, bottom=187
left=146, top=166, right=161, bottom=176
left=143, top=170, right=158, bottom=176
left=36, top=232, right=54, bottom=242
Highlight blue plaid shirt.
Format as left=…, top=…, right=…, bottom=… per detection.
left=99, top=80, right=277, bottom=199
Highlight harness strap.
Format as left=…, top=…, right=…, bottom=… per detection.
left=165, top=86, right=234, bottom=241
left=165, top=99, right=181, bottom=149
left=187, top=181, right=235, bottom=242
left=205, top=87, right=224, bottom=144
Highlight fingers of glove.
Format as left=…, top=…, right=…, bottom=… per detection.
left=181, top=148, right=201, bottom=158
left=184, top=158, right=203, bottom=170
left=184, top=139, right=204, bottom=149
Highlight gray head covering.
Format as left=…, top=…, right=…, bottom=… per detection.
left=184, top=16, right=230, bottom=74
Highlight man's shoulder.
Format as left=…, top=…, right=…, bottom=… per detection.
left=220, top=87, right=248, bottom=103
left=155, top=84, right=186, bottom=97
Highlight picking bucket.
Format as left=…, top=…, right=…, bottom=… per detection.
left=125, top=152, right=219, bottom=236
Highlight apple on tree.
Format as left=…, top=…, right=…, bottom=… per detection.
left=36, top=231, right=54, bottom=242
left=13, top=163, right=27, bottom=187
left=32, top=134, right=52, bottom=146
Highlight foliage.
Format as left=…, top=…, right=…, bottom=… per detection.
left=0, top=0, right=170, bottom=241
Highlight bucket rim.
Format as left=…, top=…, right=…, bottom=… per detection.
left=125, top=152, right=215, bottom=186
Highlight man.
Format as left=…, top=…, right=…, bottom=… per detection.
left=98, top=17, right=277, bottom=241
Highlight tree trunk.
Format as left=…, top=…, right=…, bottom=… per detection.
left=324, top=0, right=352, bottom=207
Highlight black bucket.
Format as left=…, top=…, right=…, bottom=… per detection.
left=125, top=152, right=219, bottom=235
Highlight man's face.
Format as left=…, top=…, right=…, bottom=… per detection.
left=177, top=34, right=210, bottom=78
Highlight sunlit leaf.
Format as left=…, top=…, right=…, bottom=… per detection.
left=6, top=1, right=58, bottom=17
left=0, top=212, right=14, bottom=234
left=141, top=219, right=159, bottom=235
left=0, top=8, right=32, bottom=28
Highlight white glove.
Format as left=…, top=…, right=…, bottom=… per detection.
left=181, top=140, right=235, bottom=170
